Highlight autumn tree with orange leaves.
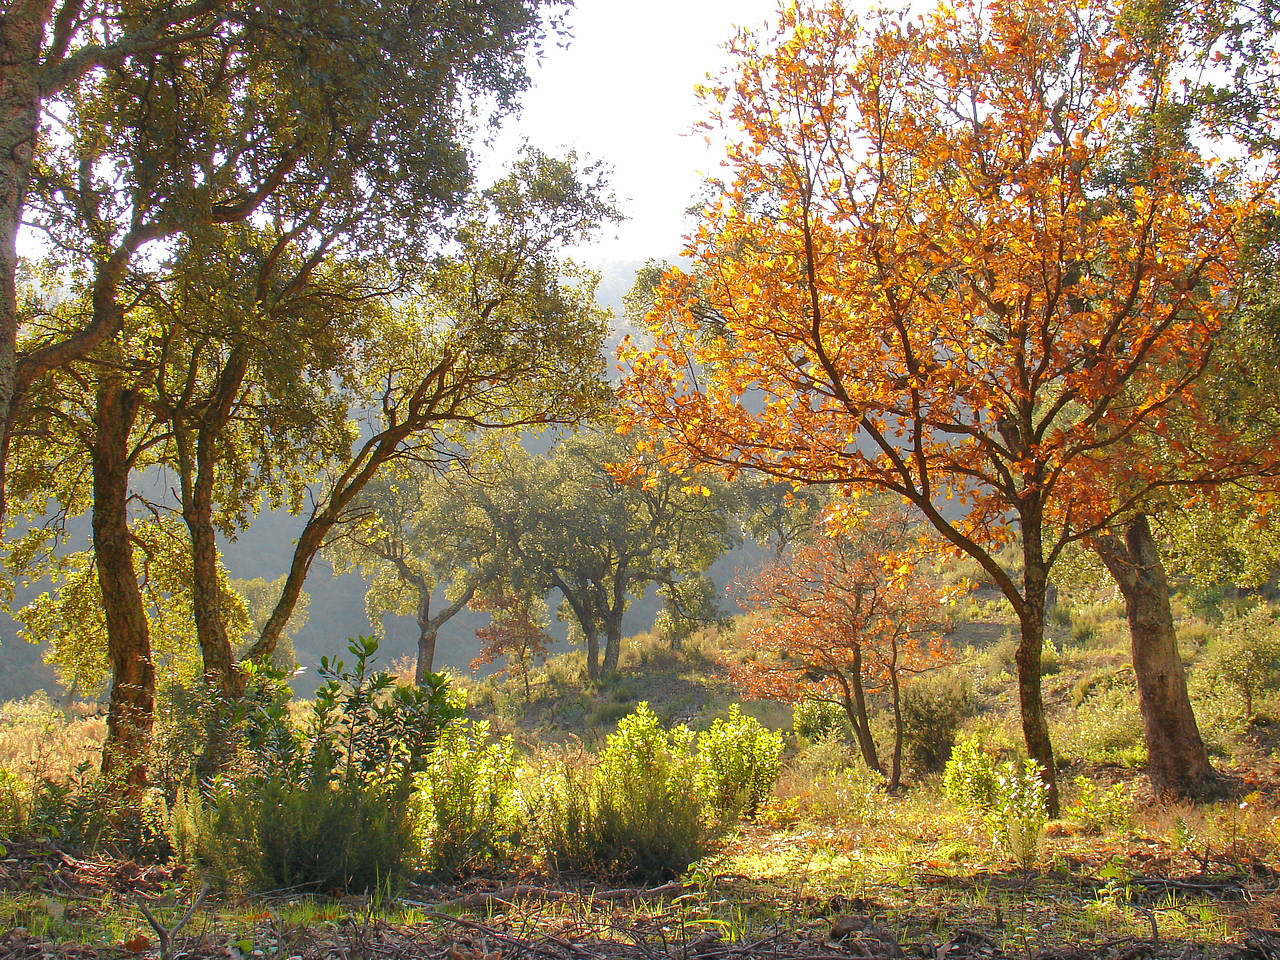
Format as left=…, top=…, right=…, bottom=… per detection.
left=731, top=504, right=956, bottom=790
left=620, top=0, right=1272, bottom=812
left=470, top=581, right=553, bottom=703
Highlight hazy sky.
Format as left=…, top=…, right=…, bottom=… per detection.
left=482, top=0, right=782, bottom=267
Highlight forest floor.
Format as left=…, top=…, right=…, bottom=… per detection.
left=6, top=584, right=1280, bottom=957
left=5, top=764, right=1280, bottom=960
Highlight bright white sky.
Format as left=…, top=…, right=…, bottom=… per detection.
left=481, top=0, right=782, bottom=268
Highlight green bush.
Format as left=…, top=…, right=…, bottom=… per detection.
left=199, top=637, right=460, bottom=893
left=1054, top=684, right=1147, bottom=767
left=944, top=742, right=1047, bottom=866
left=1065, top=776, right=1130, bottom=835
left=770, top=737, right=885, bottom=828
left=696, top=705, right=783, bottom=815
left=942, top=737, right=1001, bottom=812
left=208, top=779, right=412, bottom=893
left=523, top=703, right=723, bottom=882
left=1199, top=605, right=1280, bottom=720
left=412, top=720, right=520, bottom=877
left=521, top=752, right=602, bottom=874
left=0, top=768, right=23, bottom=837
left=900, top=673, right=972, bottom=771
left=792, top=700, right=852, bottom=742
left=986, top=759, right=1048, bottom=867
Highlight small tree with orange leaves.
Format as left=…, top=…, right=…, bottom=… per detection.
left=731, top=505, right=957, bottom=790
left=621, top=0, right=1272, bottom=812
left=471, top=582, right=553, bottom=703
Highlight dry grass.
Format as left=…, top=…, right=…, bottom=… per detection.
left=0, top=694, right=105, bottom=785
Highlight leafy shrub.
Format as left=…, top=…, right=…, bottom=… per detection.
left=0, top=768, right=23, bottom=836
left=523, top=704, right=723, bottom=882
left=1199, top=606, right=1280, bottom=720
left=412, top=720, right=520, bottom=877
left=1065, top=776, right=1130, bottom=835
left=211, top=779, right=413, bottom=893
left=792, top=699, right=851, bottom=742
left=942, top=737, right=1001, bottom=812
left=696, top=705, right=783, bottom=815
left=521, top=750, right=602, bottom=873
left=199, top=637, right=460, bottom=893
left=986, top=759, right=1048, bottom=867
left=899, top=673, right=972, bottom=771
left=1054, top=685, right=1146, bottom=767
left=0, top=694, right=105, bottom=786
left=944, top=742, right=1047, bottom=866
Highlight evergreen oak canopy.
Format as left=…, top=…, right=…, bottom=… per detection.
left=1, top=0, right=567, bottom=519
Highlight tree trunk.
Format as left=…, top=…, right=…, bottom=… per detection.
left=1018, top=520, right=1059, bottom=816
left=414, top=612, right=438, bottom=684
left=93, top=376, right=153, bottom=791
left=601, top=610, right=623, bottom=677
left=184, top=435, right=238, bottom=696
left=0, top=7, right=46, bottom=522
left=584, top=631, right=600, bottom=681
left=887, top=658, right=903, bottom=791
left=839, top=649, right=883, bottom=775
left=410, top=576, right=476, bottom=684
left=1092, top=513, right=1215, bottom=796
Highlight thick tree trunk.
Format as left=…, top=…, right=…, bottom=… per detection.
left=411, top=577, right=476, bottom=684
left=183, top=430, right=242, bottom=778
left=1018, top=521, right=1059, bottom=816
left=415, top=627, right=439, bottom=683
left=1092, top=514, right=1214, bottom=796
left=185, top=443, right=238, bottom=696
left=0, top=6, right=47, bottom=522
left=93, top=377, right=153, bottom=791
left=601, top=610, right=623, bottom=677
left=584, top=631, right=600, bottom=681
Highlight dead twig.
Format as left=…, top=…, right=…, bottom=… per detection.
left=132, top=881, right=209, bottom=960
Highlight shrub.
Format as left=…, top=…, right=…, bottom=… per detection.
left=772, top=736, right=885, bottom=827
left=412, top=720, right=520, bottom=877
left=986, top=759, right=1048, bottom=867
left=1199, top=605, right=1280, bottom=720
left=521, top=750, right=602, bottom=873
left=792, top=699, right=851, bottom=742
left=944, top=743, right=1047, bottom=866
left=207, top=778, right=413, bottom=893
left=523, top=704, right=723, bottom=882
left=1054, top=684, right=1147, bottom=767
left=696, top=705, right=783, bottom=815
left=899, top=673, right=972, bottom=771
left=199, top=637, right=460, bottom=893
left=1065, top=776, right=1130, bottom=835
left=942, top=737, right=1001, bottom=812
left=0, top=694, right=105, bottom=786
left=0, top=768, right=23, bottom=836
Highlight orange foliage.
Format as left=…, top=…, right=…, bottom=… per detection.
left=731, top=504, right=958, bottom=786
left=620, top=0, right=1274, bottom=809
left=621, top=0, right=1268, bottom=577
left=470, top=584, right=552, bottom=699
left=732, top=529, right=951, bottom=704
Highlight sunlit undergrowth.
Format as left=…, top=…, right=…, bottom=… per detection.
left=6, top=587, right=1280, bottom=953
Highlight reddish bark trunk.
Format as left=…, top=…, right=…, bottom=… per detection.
left=0, top=4, right=49, bottom=521
left=1092, top=514, right=1215, bottom=796
left=93, top=377, right=153, bottom=791
left=839, top=648, right=883, bottom=775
